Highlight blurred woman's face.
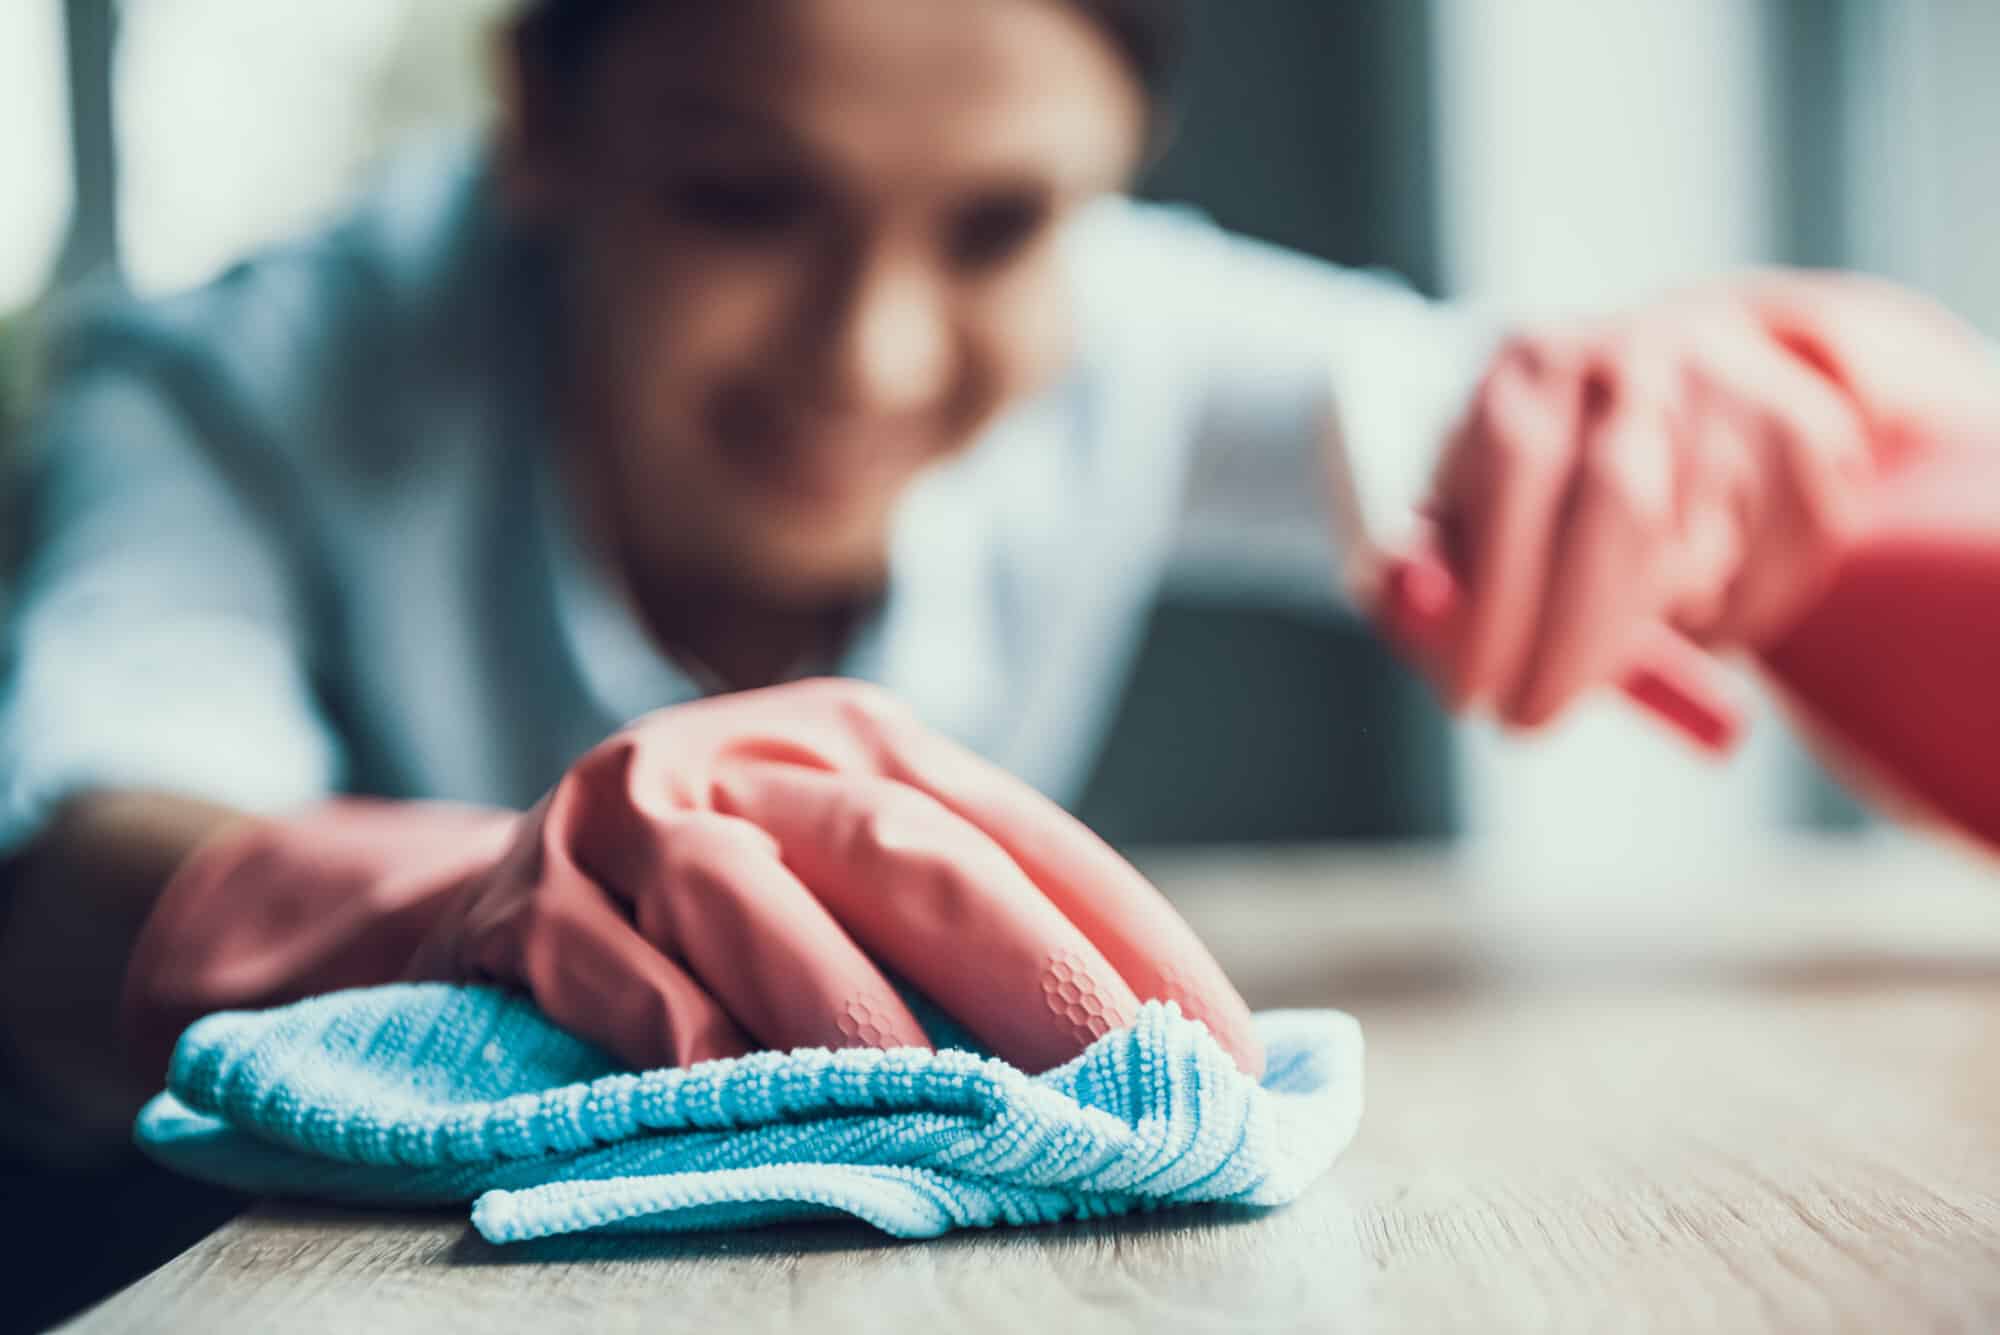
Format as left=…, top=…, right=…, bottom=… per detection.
left=505, top=0, right=1148, bottom=605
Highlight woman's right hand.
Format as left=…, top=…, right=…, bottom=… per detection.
left=123, top=679, right=1262, bottom=1082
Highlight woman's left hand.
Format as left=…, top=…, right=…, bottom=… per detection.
left=1416, top=281, right=1892, bottom=729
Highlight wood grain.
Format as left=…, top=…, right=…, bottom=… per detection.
left=64, top=839, right=2000, bottom=1334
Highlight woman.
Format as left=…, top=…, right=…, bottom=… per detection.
left=2, top=0, right=1995, bottom=1144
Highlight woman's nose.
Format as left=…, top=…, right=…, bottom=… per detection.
left=814, top=253, right=956, bottom=418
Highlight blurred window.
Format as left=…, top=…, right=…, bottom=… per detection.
left=115, top=0, right=504, bottom=293
left=1839, top=0, right=2000, bottom=333
left=0, top=0, right=72, bottom=311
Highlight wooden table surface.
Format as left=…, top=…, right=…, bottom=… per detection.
left=66, top=838, right=2000, bottom=1334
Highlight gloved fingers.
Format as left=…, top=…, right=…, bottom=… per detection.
left=1659, top=405, right=1752, bottom=637
left=1745, top=269, right=2000, bottom=458
left=511, top=874, right=755, bottom=1072
left=1505, top=370, right=1680, bottom=727
left=848, top=720, right=1264, bottom=1078
left=710, top=763, right=1143, bottom=1074
left=621, top=678, right=925, bottom=777
left=610, top=678, right=1261, bottom=1074
left=1701, top=342, right=1874, bottom=646
left=1379, top=540, right=1461, bottom=683
left=606, top=810, right=932, bottom=1056
left=1432, top=341, right=1584, bottom=712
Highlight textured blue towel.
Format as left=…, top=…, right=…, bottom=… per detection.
left=134, top=984, right=1363, bottom=1243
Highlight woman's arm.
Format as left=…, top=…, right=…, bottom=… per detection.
left=0, top=301, right=345, bottom=1147
left=0, top=792, right=246, bottom=1146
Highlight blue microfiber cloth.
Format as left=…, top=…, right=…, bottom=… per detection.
left=134, top=983, right=1363, bottom=1243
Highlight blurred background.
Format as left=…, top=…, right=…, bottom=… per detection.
left=4, top=0, right=1997, bottom=871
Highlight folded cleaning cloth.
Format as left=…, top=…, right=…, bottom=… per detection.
left=135, top=984, right=1363, bottom=1243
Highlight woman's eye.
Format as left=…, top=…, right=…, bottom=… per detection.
left=662, top=177, right=811, bottom=236
left=948, top=194, right=1051, bottom=270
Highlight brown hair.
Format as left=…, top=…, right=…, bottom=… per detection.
left=515, top=0, right=1185, bottom=112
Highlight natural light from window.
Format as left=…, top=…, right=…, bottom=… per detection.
left=0, top=0, right=71, bottom=312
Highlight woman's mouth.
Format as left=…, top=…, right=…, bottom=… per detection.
left=712, top=402, right=936, bottom=508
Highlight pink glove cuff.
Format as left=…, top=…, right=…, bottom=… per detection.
left=120, top=799, right=515, bottom=1084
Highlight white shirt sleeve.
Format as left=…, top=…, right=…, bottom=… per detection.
left=1071, top=201, right=1505, bottom=605
left=0, top=322, right=343, bottom=857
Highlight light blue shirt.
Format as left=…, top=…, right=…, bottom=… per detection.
left=0, top=141, right=1492, bottom=855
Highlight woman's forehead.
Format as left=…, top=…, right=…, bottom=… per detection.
left=590, top=0, right=1147, bottom=193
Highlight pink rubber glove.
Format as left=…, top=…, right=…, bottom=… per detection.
left=122, top=679, right=1261, bottom=1084
left=1416, top=270, right=1997, bottom=730
left=1375, top=270, right=2000, bottom=849
left=1735, top=276, right=2000, bottom=847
